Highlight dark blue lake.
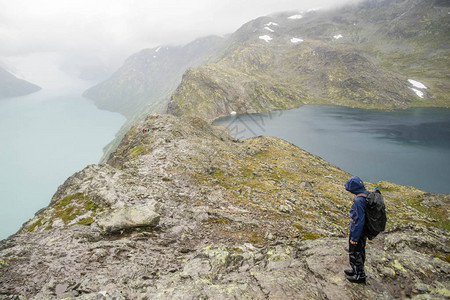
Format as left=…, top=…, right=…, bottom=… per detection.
left=214, top=105, right=450, bottom=194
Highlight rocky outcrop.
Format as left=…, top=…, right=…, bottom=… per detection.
left=0, top=114, right=448, bottom=299
left=97, top=205, right=160, bottom=233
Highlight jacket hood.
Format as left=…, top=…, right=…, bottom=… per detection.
left=345, top=176, right=367, bottom=195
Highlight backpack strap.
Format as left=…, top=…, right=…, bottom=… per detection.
left=354, top=193, right=367, bottom=200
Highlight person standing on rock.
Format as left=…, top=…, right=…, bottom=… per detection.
left=344, top=176, right=369, bottom=284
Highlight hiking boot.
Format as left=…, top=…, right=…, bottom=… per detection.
left=346, top=274, right=366, bottom=284
left=344, top=269, right=355, bottom=276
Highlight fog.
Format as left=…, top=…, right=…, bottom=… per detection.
left=0, top=0, right=363, bottom=85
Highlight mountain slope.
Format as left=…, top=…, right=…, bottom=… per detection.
left=86, top=0, right=449, bottom=161
left=83, top=36, right=226, bottom=119
left=168, top=40, right=414, bottom=122
left=168, top=0, right=449, bottom=121
left=0, top=114, right=448, bottom=298
left=0, top=66, right=41, bottom=99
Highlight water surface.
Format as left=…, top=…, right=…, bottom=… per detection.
left=214, top=106, right=450, bottom=194
left=0, top=87, right=124, bottom=240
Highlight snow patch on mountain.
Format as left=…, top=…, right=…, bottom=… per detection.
left=333, top=34, right=343, bottom=39
left=155, top=47, right=161, bottom=53
left=259, top=35, right=272, bottom=42
left=265, top=22, right=279, bottom=27
left=408, top=79, right=427, bottom=89
left=264, top=27, right=275, bottom=33
left=410, top=88, right=424, bottom=98
left=307, top=7, right=322, bottom=12
left=291, top=38, right=304, bottom=43
left=288, top=14, right=303, bottom=20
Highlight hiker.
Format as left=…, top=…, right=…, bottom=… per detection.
left=344, top=176, right=369, bottom=284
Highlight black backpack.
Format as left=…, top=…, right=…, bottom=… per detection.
left=358, top=189, right=387, bottom=240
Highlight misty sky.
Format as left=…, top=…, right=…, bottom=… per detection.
left=0, top=0, right=361, bottom=84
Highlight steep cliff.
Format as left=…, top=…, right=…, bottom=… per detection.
left=1, top=114, right=448, bottom=299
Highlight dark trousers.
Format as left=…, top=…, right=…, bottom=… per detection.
left=348, top=235, right=367, bottom=275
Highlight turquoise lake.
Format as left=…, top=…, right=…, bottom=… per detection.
left=0, top=85, right=124, bottom=240
left=214, top=105, right=450, bottom=195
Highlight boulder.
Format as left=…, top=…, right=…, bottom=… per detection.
left=300, top=181, right=313, bottom=189
left=97, top=205, right=160, bottom=233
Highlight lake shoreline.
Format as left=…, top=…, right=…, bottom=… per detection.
left=213, top=105, right=450, bottom=195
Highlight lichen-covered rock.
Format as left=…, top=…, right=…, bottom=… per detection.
left=0, top=114, right=448, bottom=299
left=97, top=205, right=160, bottom=233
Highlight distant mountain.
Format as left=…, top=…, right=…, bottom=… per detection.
left=0, top=67, right=41, bottom=99
left=168, top=0, right=450, bottom=121
left=83, top=36, right=226, bottom=119
left=85, top=0, right=450, bottom=161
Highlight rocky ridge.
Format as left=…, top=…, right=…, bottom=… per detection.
left=0, top=114, right=448, bottom=299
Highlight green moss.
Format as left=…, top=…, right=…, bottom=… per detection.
left=293, top=223, right=323, bottom=240
left=52, top=193, right=101, bottom=226
left=58, top=206, right=76, bottom=224
left=231, top=247, right=244, bottom=253
left=84, top=200, right=99, bottom=211
left=77, top=217, right=95, bottom=226
left=59, top=193, right=83, bottom=207
left=293, top=223, right=302, bottom=231
left=302, top=232, right=323, bottom=241
left=27, top=216, right=44, bottom=232
left=44, top=220, right=53, bottom=231
left=140, top=226, right=157, bottom=232
left=437, top=253, right=450, bottom=264
left=129, top=145, right=151, bottom=159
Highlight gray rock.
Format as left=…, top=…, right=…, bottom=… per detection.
left=300, top=181, right=313, bottom=189
left=182, top=258, right=211, bottom=277
left=97, top=205, right=160, bottom=233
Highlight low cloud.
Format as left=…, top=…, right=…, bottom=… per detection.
left=0, top=0, right=363, bottom=77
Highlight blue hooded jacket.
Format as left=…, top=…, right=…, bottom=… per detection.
left=345, top=176, right=369, bottom=242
